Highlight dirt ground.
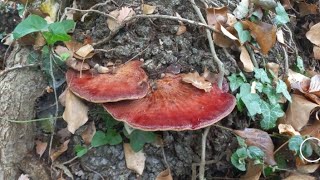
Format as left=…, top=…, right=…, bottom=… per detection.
left=0, top=0, right=317, bottom=179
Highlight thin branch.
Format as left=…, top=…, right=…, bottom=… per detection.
left=1, top=116, right=62, bottom=123
left=61, top=7, right=117, bottom=22
left=282, top=46, right=289, bottom=76
left=81, top=0, right=112, bottom=21
left=245, top=44, right=258, bottom=68
left=0, top=64, right=38, bottom=77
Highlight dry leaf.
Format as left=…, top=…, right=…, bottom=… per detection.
left=287, top=69, right=310, bottom=93
left=283, top=173, right=316, bottom=180
left=212, top=31, right=234, bottom=48
left=50, top=139, right=70, bottom=161
left=305, top=93, right=320, bottom=105
left=309, top=75, right=320, bottom=96
left=297, top=164, right=320, bottom=174
left=18, top=174, right=30, bottom=180
left=301, top=119, right=320, bottom=139
left=75, top=44, right=94, bottom=58
left=57, top=128, right=72, bottom=143
left=226, top=13, right=237, bottom=26
left=282, top=94, right=319, bottom=131
left=298, top=2, right=318, bottom=17
left=233, top=0, right=249, bottom=19
left=59, top=89, right=67, bottom=106
left=176, top=25, right=187, bottom=36
left=64, top=40, right=83, bottom=53
left=182, top=72, right=212, bottom=92
left=118, top=7, right=134, bottom=22
left=243, top=21, right=276, bottom=54
left=240, top=46, right=254, bottom=72
left=206, top=6, right=228, bottom=26
left=240, top=160, right=262, bottom=180
left=306, top=23, right=320, bottom=47
left=2, top=33, right=14, bottom=46
left=278, top=124, right=300, bottom=136
left=33, top=33, right=46, bottom=49
left=266, top=62, right=280, bottom=78
left=220, top=25, right=238, bottom=40
left=35, top=140, right=48, bottom=157
left=156, top=169, right=173, bottom=180
left=251, top=81, right=257, bottom=93
left=81, top=121, right=96, bottom=145
left=107, top=10, right=121, bottom=32
left=234, top=128, right=276, bottom=165
left=62, top=89, right=89, bottom=134
left=281, top=0, right=293, bottom=9
left=107, top=7, right=135, bottom=32
left=276, top=29, right=285, bottom=44
left=124, top=143, right=146, bottom=175
left=66, top=58, right=90, bottom=71
left=142, top=4, right=156, bottom=15
left=313, top=46, right=320, bottom=60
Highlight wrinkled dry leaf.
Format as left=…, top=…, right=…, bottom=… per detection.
left=18, top=174, right=30, bottom=180
left=240, top=160, right=262, bottom=180
left=301, top=119, right=320, bottom=139
left=118, top=7, right=134, bottom=22
left=124, top=143, right=146, bottom=175
left=64, top=40, right=83, bottom=53
left=220, top=25, right=238, bottom=40
left=75, top=44, right=94, bottom=58
left=227, top=13, right=237, bottom=26
left=57, top=127, right=72, bottom=143
left=142, top=4, right=156, bottom=15
left=297, top=164, right=320, bottom=174
left=240, top=46, right=254, bottom=72
left=107, top=7, right=135, bottom=32
left=107, top=10, right=121, bottom=32
left=34, top=33, right=46, bottom=50
left=283, top=173, right=316, bottom=180
left=278, top=124, right=300, bottom=136
left=62, top=89, right=89, bottom=134
left=309, top=75, right=320, bottom=96
left=306, top=23, right=320, bottom=47
left=234, top=128, right=276, bottom=165
left=35, top=140, right=48, bottom=157
left=50, top=139, right=70, bottom=161
left=298, top=2, right=318, bottom=17
left=206, top=6, right=228, bottom=26
left=243, top=21, right=276, bottom=54
left=182, top=72, right=212, bottom=92
left=313, top=46, right=320, bottom=60
left=66, top=58, right=90, bottom=71
left=282, top=94, right=319, bottom=131
left=276, top=29, right=285, bottom=44
left=176, top=25, right=187, bottom=36
left=287, top=69, right=310, bottom=93
left=81, top=121, right=96, bottom=145
left=156, top=168, right=173, bottom=180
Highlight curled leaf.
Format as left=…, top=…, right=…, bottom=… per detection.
left=182, top=72, right=212, bottom=92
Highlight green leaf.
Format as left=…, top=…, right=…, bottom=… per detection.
left=255, top=82, right=263, bottom=93
left=242, top=93, right=262, bottom=116
left=289, top=135, right=303, bottom=155
left=247, top=146, right=264, bottom=160
left=74, top=145, right=88, bottom=157
left=129, top=130, right=156, bottom=152
left=13, top=14, right=48, bottom=39
left=237, top=136, right=247, bottom=148
left=262, top=84, right=279, bottom=105
left=91, top=131, right=109, bottom=147
left=260, top=101, right=284, bottom=129
left=234, top=22, right=251, bottom=44
left=59, top=52, right=71, bottom=61
left=231, top=147, right=248, bottom=171
left=276, top=80, right=292, bottom=102
left=102, top=113, right=120, bottom=128
left=42, top=20, right=75, bottom=45
left=254, top=68, right=271, bottom=84
left=105, top=129, right=122, bottom=145
left=296, top=56, right=305, bottom=73
left=236, top=94, right=245, bottom=112
left=228, top=73, right=246, bottom=92
left=274, top=2, right=290, bottom=25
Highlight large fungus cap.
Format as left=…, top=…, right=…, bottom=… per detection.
left=103, top=74, right=236, bottom=131
left=66, top=60, right=149, bottom=103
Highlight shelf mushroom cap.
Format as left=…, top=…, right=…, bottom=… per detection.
left=103, top=74, right=236, bottom=131
left=66, top=60, right=149, bottom=103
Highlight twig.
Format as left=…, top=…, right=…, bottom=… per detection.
left=273, top=140, right=289, bottom=155
left=199, top=126, right=210, bottom=180
left=83, top=165, right=105, bottom=180
left=81, top=0, right=112, bottom=21
left=1, top=116, right=62, bottom=123
left=126, top=46, right=149, bottom=63
left=192, top=160, right=217, bottom=180
left=0, top=64, right=38, bottom=77
left=94, top=48, right=114, bottom=53
left=245, top=44, right=258, bottom=68
left=62, top=156, right=79, bottom=165
left=60, top=7, right=117, bottom=22
left=282, top=46, right=289, bottom=76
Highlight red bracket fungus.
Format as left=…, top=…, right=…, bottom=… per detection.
left=103, top=74, right=236, bottom=131
left=66, top=60, right=149, bottom=103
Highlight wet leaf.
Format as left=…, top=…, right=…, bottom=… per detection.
left=306, top=23, right=320, bottom=47
left=35, top=140, right=48, bottom=157
left=240, top=46, right=254, bottom=72
left=206, top=6, right=228, bottom=26
left=50, top=139, right=70, bottom=161
left=298, top=2, right=318, bottom=17
left=62, top=89, right=89, bottom=134
left=156, top=169, right=173, bottom=180
left=234, top=128, right=276, bottom=165
left=124, top=143, right=146, bottom=175
left=182, top=72, right=212, bottom=92
left=81, top=121, right=96, bottom=145
left=142, top=4, right=156, bottom=15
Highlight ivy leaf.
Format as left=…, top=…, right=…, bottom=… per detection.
left=260, top=101, right=284, bottom=129
left=234, top=22, right=251, bottom=44
left=262, top=84, right=279, bottom=105
left=276, top=79, right=292, bottom=102
left=129, top=130, right=156, bottom=152
left=105, top=129, right=122, bottom=145
left=255, top=82, right=263, bottom=93
left=274, top=2, right=290, bottom=25
left=74, top=145, right=88, bottom=157
left=289, top=135, right=312, bottom=157
left=237, top=136, right=247, bottom=148
left=242, top=93, right=262, bottom=116
left=296, top=56, right=305, bottom=73
left=247, top=146, right=264, bottom=160
left=254, top=68, right=271, bottom=84
left=12, top=14, right=48, bottom=39
left=91, top=131, right=109, bottom=147
left=231, top=147, right=247, bottom=171
left=228, top=73, right=246, bottom=92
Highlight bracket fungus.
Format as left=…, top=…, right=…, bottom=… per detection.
left=103, top=74, right=236, bottom=131
left=66, top=60, right=149, bottom=103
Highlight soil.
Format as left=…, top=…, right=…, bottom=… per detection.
left=0, top=0, right=316, bottom=179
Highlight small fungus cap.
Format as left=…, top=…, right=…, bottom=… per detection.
left=66, top=60, right=149, bottom=103
left=103, top=74, right=236, bottom=131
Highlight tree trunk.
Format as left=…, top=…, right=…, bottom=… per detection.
left=0, top=45, right=48, bottom=179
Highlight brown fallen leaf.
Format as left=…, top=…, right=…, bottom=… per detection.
left=220, top=24, right=238, bottom=40
left=306, top=23, right=320, bottom=47
left=50, top=139, right=70, bottom=161
left=313, top=46, right=320, bottom=60
left=287, top=69, right=310, bottom=93
left=182, top=71, right=212, bottom=92
left=156, top=168, right=173, bottom=180
left=34, top=33, right=46, bottom=50
left=240, top=46, right=254, bottom=72
left=226, top=13, right=237, bottom=26
left=66, top=58, right=90, bottom=72
left=281, top=0, right=293, bottom=9
left=298, top=2, right=318, bottom=17
left=57, top=127, right=72, bottom=143
left=59, top=89, right=67, bottom=106
left=240, top=160, right=262, bottom=180
left=123, top=143, right=146, bottom=175
left=142, top=4, right=156, bottom=15
left=278, top=124, right=300, bottom=136
left=309, top=75, right=320, bottom=96
left=242, top=21, right=276, bottom=54
left=175, top=13, right=187, bottom=36
left=35, top=140, right=48, bottom=158
left=75, top=44, right=94, bottom=58
left=107, top=7, right=135, bottom=32
left=81, top=121, right=96, bottom=145
left=276, top=29, right=285, bottom=44
left=283, top=173, right=316, bottom=180
left=282, top=94, right=319, bottom=131
left=206, top=6, right=228, bottom=26
left=62, top=89, right=89, bottom=134
left=297, top=163, right=320, bottom=174
left=64, top=40, right=83, bottom=53
left=233, top=128, right=276, bottom=166
left=301, top=119, right=320, bottom=139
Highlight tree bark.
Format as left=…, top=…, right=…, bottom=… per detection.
left=0, top=45, right=48, bottom=179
